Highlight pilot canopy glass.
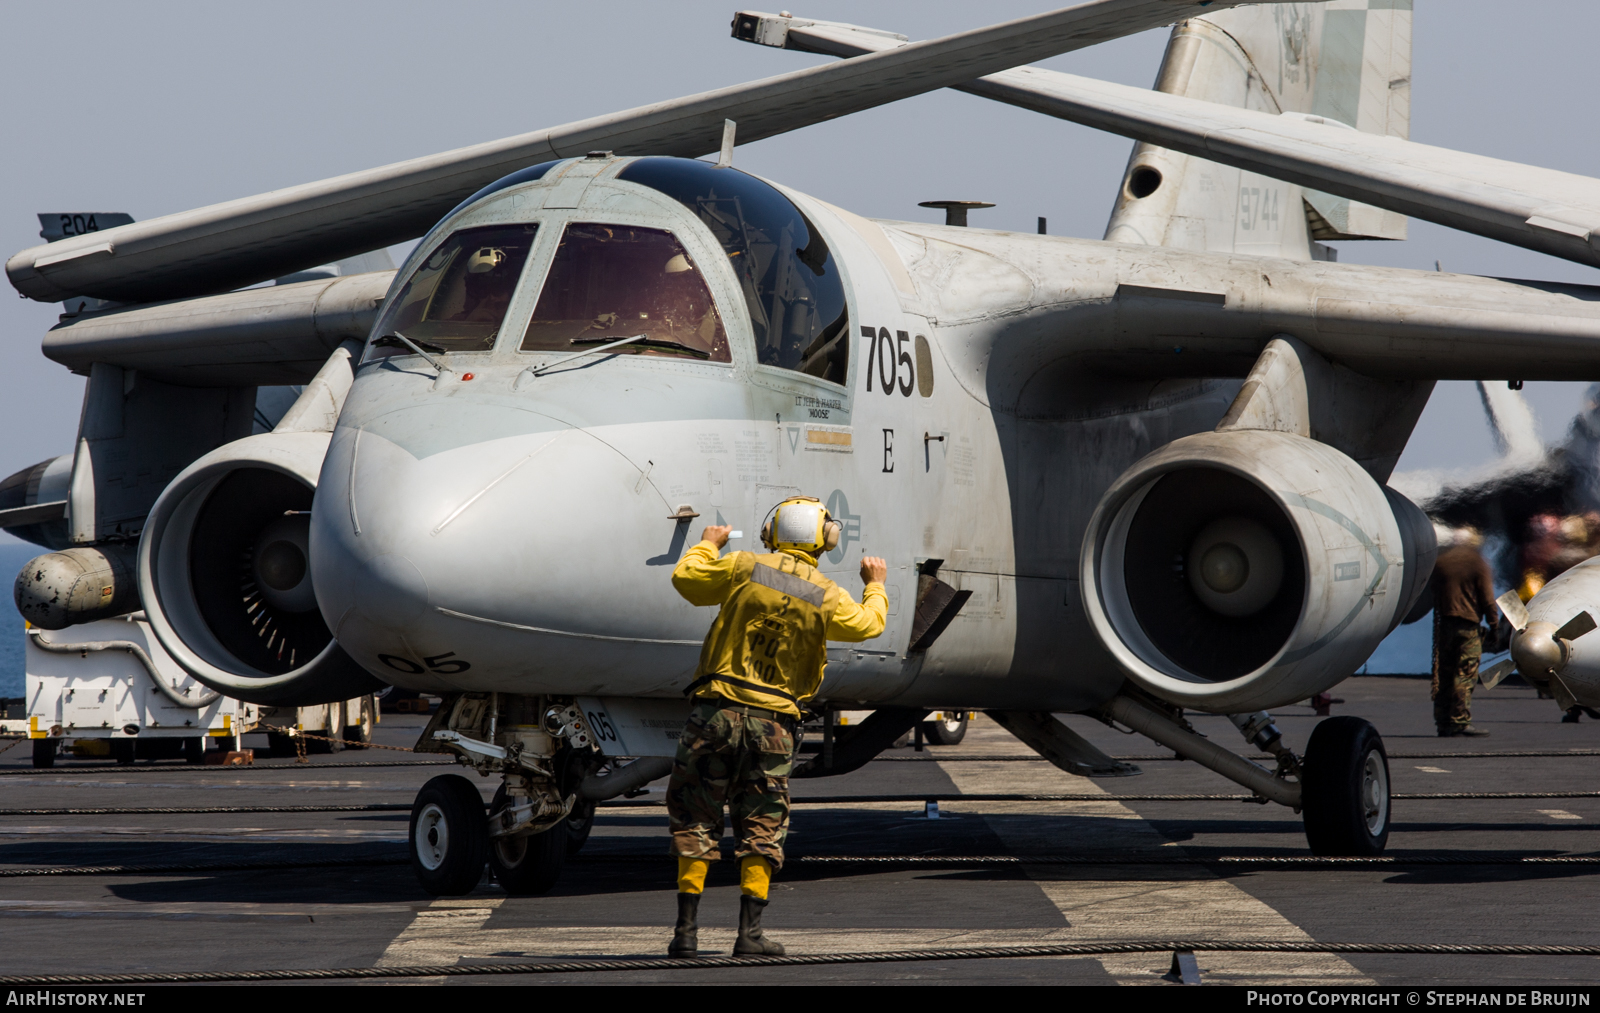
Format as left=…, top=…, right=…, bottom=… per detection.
left=617, top=158, right=849, bottom=385
left=376, top=224, right=538, bottom=353
left=520, top=223, right=730, bottom=363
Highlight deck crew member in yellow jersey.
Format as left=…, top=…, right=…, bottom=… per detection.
left=665, top=495, right=888, bottom=958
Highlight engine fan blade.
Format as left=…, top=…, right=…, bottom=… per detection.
left=1479, top=658, right=1517, bottom=690
left=1553, top=610, right=1597, bottom=644
left=1496, top=590, right=1531, bottom=631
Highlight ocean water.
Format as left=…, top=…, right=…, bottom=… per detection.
left=1, top=541, right=38, bottom=699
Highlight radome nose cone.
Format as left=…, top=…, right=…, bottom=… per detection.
left=356, top=553, right=428, bottom=626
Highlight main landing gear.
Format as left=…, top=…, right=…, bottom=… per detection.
left=1301, top=716, right=1391, bottom=855
left=1104, top=695, right=1391, bottom=857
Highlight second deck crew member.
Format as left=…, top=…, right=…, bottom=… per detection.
left=665, top=495, right=888, bottom=958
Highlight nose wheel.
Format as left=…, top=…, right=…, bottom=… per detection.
left=409, top=774, right=489, bottom=896
left=487, top=785, right=569, bottom=895
left=1301, top=716, right=1390, bottom=856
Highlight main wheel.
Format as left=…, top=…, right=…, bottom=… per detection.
left=410, top=775, right=490, bottom=896
left=565, top=799, right=596, bottom=856
left=488, top=785, right=569, bottom=895
left=1302, top=716, right=1390, bottom=856
left=344, top=697, right=374, bottom=750
left=31, top=739, right=55, bottom=769
left=921, top=711, right=969, bottom=746
left=183, top=737, right=205, bottom=765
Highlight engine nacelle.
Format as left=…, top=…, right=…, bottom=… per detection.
left=1081, top=430, right=1434, bottom=712
left=137, top=431, right=384, bottom=706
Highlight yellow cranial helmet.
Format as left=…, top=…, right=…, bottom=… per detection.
left=761, top=496, right=842, bottom=554
left=467, top=247, right=508, bottom=274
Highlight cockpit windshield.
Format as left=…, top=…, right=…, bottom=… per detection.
left=373, top=223, right=537, bottom=354
left=520, top=223, right=730, bottom=362
left=617, top=158, right=849, bottom=385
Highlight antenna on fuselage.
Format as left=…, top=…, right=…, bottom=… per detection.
left=918, top=200, right=995, bottom=227
left=716, top=119, right=737, bottom=169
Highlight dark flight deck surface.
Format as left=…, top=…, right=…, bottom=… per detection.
left=0, top=676, right=1595, bottom=987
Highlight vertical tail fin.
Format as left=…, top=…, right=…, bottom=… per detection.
left=1104, top=1, right=1411, bottom=260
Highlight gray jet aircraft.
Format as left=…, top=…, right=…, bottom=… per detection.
left=8, top=1, right=1600, bottom=896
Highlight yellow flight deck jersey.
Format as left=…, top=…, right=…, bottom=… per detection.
left=672, top=540, right=888, bottom=719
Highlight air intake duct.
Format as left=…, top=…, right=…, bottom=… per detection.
left=1081, top=430, right=1433, bottom=713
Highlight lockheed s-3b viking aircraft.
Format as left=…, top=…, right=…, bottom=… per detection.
left=10, top=0, right=1600, bottom=896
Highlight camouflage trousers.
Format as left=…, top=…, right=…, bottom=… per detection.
left=667, top=700, right=795, bottom=868
left=1432, top=615, right=1482, bottom=731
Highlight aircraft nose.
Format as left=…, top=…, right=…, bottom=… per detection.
left=355, top=553, right=429, bottom=625
left=309, top=417, right=692, bottom=685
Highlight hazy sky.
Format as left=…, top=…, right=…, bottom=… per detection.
left=1, top=1, right=1597, bottom=545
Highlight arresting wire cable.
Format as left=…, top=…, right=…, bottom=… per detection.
left=0, top=759, right=456, bottom=777
left=7, top=939, right=1600, bottom=984
left=5, top=787, right=1600, bottom=816
left=5, top=851, right=1600, bottom=878
left=3, top=750, right=1592, bottom=777
left=3, top=745, right=1587, bottom=777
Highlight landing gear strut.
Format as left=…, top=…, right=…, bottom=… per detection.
left=1302, top=716, right=1391, bottom=856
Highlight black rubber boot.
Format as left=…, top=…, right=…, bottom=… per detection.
left=734, top=894, right=785, bottom=956
left=668, top=893, right=699, bottom=958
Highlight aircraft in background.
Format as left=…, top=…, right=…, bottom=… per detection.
left=8, top=1, right=1600, bottom=895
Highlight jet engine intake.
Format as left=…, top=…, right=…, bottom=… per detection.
left=1082, top=429, right=1433, bottom=712
left=136, top=431, right=384, bottom=706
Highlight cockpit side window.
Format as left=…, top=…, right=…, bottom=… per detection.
left=373, top=223, right=538, bottom=354
left=616, top=158, right=849, bottom=386
left=520, top=223, right=731, bottom=363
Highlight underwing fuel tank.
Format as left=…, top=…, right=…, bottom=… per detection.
left=1081, top=429, right=1435, bottom=713
left=1502, top=558, right=1600, bottom=709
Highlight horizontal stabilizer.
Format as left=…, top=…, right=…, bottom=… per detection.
left=6, top=1, right=1278, bottom=305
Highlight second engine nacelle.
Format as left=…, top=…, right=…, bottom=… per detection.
left=137, top=430, right=384, bottom=706
left=1081, top=429, right=1434, bottom=712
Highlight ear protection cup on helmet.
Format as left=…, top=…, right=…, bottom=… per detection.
left=822, top=519, right=841, bottom=552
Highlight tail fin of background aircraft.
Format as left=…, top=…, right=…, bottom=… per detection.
left=1103, top=0, right=1410, bottom=260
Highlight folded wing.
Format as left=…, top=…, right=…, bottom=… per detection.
left=6, top=1, right=1276, bottom=306
left=745, top=11, right=1600, bottom=271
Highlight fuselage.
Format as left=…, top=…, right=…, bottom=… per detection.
left=309, top=153, right=1576, bottom=713
left=305, top=154, right=1239, bottom=712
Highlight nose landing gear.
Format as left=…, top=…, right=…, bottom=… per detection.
left=488, top=784, right=570, bottom=895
